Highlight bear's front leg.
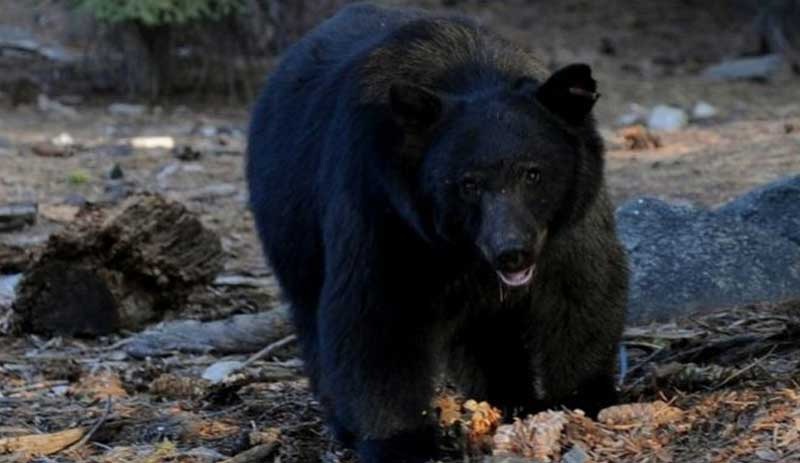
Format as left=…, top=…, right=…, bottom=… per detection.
left=316, top=288, right=440, bottom=463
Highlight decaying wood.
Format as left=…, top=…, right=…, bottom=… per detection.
left=0, top=427, right=86, bottom=457
left=124, top=305, right=292, bottom=357
left=0, top=243, right=29, bottom=273
left=12, top=193, right=224, bottom=336
left=0, top=203, right=36, bottom=232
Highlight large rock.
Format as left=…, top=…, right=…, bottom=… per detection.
left=618, top=193, right=800, bottom=324
left=717, top=175, right=800, bottom=245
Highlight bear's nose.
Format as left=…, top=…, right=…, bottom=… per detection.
left=496, top=249, right=533, bottom=273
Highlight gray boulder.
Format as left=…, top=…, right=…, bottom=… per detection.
left=618, top=195, right=800, bottom=324
left=717, top=175, right=800, bottom=246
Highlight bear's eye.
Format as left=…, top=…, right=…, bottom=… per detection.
left=524, top=167, right=542, bottom=185
left=459, top=177, right=480, bottom=197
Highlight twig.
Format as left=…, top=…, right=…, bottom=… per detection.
left=95, top=338, right=134, bottom=352
left=623, top=340, right=666, bottom=351
left=240, top=334, right=297, bottom=370
left=620, top=347, right=664, bottom=381
left=220, top=441, right=280, bottom=463
left=711, top=347, right=776, bottom=391
left=66, top=397, right=113, bottom=451
left=5, top=380, right=69, bottom=396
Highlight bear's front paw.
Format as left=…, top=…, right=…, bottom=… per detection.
left=358, top=426, right=438, bottom=463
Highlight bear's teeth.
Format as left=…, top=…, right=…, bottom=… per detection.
left=498, top=266, right=535, bottom=287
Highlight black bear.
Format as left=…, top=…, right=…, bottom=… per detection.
left=247, top=4, right=628, bottom=462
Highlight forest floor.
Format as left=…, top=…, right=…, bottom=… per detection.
left=2, top=0, right=800, bottom=462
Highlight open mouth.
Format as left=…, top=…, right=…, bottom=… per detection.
left=497, top=265, right=535, bottom=287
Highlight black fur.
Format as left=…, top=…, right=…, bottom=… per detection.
left=247, top=4, right=628, bottom=462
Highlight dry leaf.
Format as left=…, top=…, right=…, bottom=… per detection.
left=249, top=427, right=281, bottom=446
left=71, top=372, right=128, bottom=400
left=185, top=420, right=239, bottom=440
left=597, top=401, right=683, bottom=427
left=149, top=374, right=210, bottom=400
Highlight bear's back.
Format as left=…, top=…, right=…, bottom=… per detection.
left=269, top=4, right=424, bottom=90
left=270, top=3, right=549, bottom=104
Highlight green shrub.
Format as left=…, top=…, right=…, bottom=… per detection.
left=74, top=0, right=246, bottom=26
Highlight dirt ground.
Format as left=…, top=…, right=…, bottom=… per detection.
left=2, top=1, right=800, bottom=462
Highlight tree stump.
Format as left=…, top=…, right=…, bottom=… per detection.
left=13, top=193, right=224, bottom=336
left=0, top=242, right=30, bottom=273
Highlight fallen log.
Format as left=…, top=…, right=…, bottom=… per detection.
left=124, top=305, right=292, bottom=358
left=13, top=193, right=224, bottom=336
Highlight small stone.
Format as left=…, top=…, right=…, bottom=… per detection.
left=647, top=105, right=688, bottom=132
left=616, top=103, right=649, bottom=126
left=37, top=94, right=78, bottom=119
left=202, top=360, right=244, bottom=383
left=181, top=164, right=205, bottom=173
left=0, top=274, right=22, bottom=307
left=199, top=125, right=217, bottom=137
left=692, top=101, right=718, bottom=120
left=130, top=136, right=175, bottom=150
left=562, top=444, right=590, bottom=463
left=174, top=145, right=202, bottom=161
left=31, top=142, right=73, bottom=158
left=51, top=385, right=70, bottom=396
left=755, top=449, right=781, bottom=462
left=0, top=137, right=12, bottom=156
left=108, top=103, right=147, bottom=117
left=51, top=132, right=75, bottom=147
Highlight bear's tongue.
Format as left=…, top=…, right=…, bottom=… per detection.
left=497, top=265, right=535, bottom=287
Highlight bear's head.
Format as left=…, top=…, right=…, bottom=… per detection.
left=386, top=64, right=604, bottom=287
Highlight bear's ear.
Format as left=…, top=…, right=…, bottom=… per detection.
left=534, top=63, right=599, bottom=125
left=389, top=82, right=444, bottom=129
